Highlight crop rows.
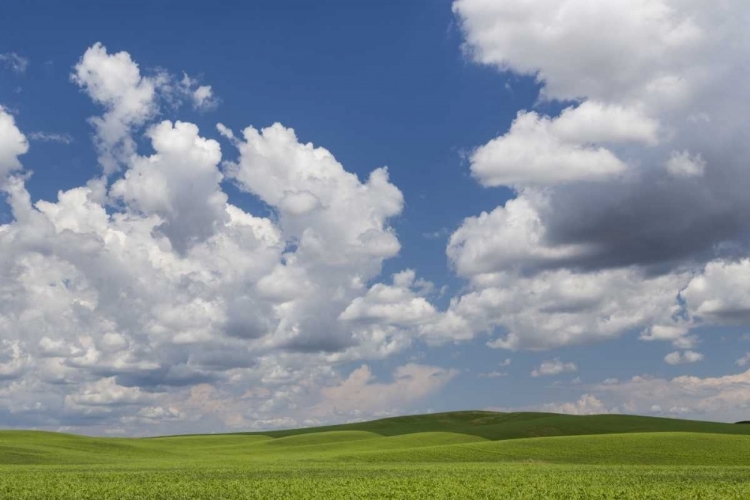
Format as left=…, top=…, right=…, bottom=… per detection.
left=1, top=464, right=749, bottom=499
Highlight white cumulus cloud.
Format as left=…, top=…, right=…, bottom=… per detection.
left=531, top=359, right=578, bottom=377
left=0, top=107, right=29, bottom=181
left=0, top=44, right=444, bottom=435
left=664, top=350, right=704, bottom=365
left=443, top=0, right=750, bottom=355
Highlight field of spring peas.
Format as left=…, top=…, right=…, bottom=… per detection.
left=2, top=411, right=750, bottom=499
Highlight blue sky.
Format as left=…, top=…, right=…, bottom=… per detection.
left=1, top=0, right=750, bottom=435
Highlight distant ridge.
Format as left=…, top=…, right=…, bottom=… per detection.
left=232, top=411, right=750, bottom=441
left=4, top=411, right=750, bottom=442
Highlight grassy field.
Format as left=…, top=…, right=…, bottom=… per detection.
left=1, top=412, right=750, bottom=499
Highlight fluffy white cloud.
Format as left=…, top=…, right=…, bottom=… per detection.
left=0, top=44, right=447, bottom=435
left=0, top=107, right=28, bottom=181
left=72, top=43, right=219, bottom=174
left=737, top=353, right=750, bottom=367
left=110, top=120, right=228, bottom=252
left=216, top=121, right=407, bottom=354
left=664, top=350, right=704, bottom=365
left=65, top=377, right=156, bottom=411
left=445, top=0, right=750, bottom=354
left=447, top=196, right=595, bottom=277
left=192, top=86, right=215, bottom=109
left=471, top=103, right=658, bottom=188
left=430, top=266, right=688, bottom=350
left=681, top=259, right=750, bottom=324
left=221, top=123, right=403, bottom=266
left=453, top=0, right=713, bottom=104
left=340, top=270, right=437, bottom=326
left=546, top=101, right=660, bottom=145
left=531, top=359, right=578, bottom=377
left=72, top=43, right=159, bottom=174
left=640, top=324, right=690, bottom=343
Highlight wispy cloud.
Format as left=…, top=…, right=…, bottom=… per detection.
left=0, top=52, right=29, bottom=73
left=423, top=227, right=450, bottom=240
left=28, top=132, right=74, bottom=144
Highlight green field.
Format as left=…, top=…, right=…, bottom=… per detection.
left=2, top=412, right=750, bottom=499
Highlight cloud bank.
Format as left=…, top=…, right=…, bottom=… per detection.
left=441, top=0, right=750, bottom=352
left=0, top=44, right=442, bottom=435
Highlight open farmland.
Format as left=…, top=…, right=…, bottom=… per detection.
left=1, top=412, right=750, bottom=499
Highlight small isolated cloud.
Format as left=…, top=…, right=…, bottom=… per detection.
left=665, top=350, right=704, bottom=365
left=665, top=150, right=706, bottom=178
left=737, top=353, right=750, bottom=367
left=531, top=359, right=578, bottom=377
left=178, top=74, right=219, bottom=111
left=0, top=53, right=28, bottom=73
left=28, top=132, right=74, bottom=144
left=192, top=85, right=216, bottom=111
left=499, top=358, right=512, bottom=367
left=478, top=371, right=507, bottom=379
left=542, top=394, right=609, bottom=415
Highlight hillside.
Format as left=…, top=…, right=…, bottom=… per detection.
left=1, top=427, right=750, bottom=467
left=239, top=410, right=750, bottom=441
left=2, top=411, right=750, bottom=467
left=344, top=432, right=750, bottom=466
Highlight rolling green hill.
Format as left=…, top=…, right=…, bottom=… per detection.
left=239, top=410, right=750, bottom=440
left=1, top=411, right=750, bottom=466
left=3, top=412, right=750, bottom=499
left=2, top=427, right=750, bottom=467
